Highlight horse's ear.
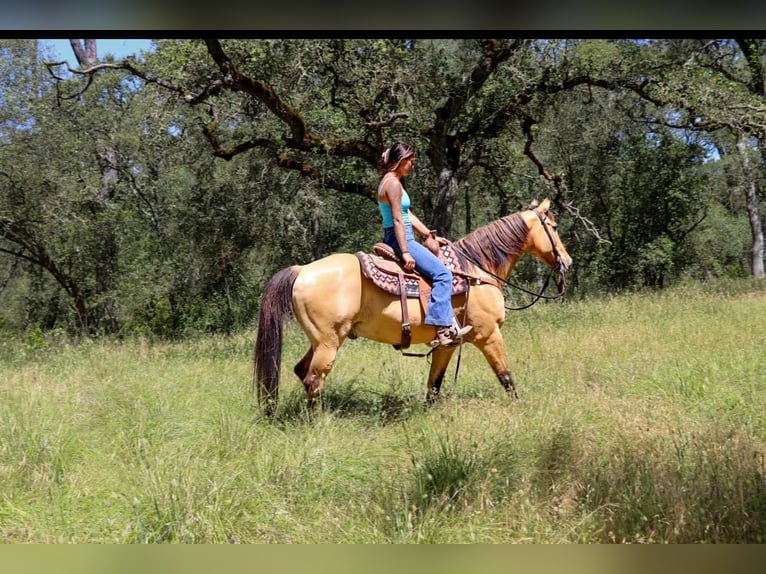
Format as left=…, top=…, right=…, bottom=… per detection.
left=528, top=199, right=539, bottom=209
left=538, top=197, right=551, bottom=213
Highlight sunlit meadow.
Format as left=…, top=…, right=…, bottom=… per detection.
left=1, top=279, right=765, bottom=542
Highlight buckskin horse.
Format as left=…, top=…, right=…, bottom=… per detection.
left=254, top=198, right=572, bottom=412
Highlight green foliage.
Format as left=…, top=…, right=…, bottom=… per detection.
left=636, top=235, right=675, bottom=287
left=686, top=202, right=751, bottom=279
left=545, top=102, right=719, bottom=291
left=1, top=38, right=765, bottom=337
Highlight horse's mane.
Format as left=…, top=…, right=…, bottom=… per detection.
left=452, top=212, right=529, bottom=274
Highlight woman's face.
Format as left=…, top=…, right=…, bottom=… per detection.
left=399, top=154, right=415, bottom=176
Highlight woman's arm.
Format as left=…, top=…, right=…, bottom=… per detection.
left=409, top=211, right=440, bottom=255
left=408, top=212, right=432, bottom=238
left=382, top=179, right=416, bottom=270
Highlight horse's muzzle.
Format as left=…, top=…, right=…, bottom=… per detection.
left=555, top=255, right=572, bottom=294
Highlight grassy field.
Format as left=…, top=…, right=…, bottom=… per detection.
left=1, top=278, right=766, bottom=543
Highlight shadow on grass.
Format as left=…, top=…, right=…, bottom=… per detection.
left=264, top=378, right=430, bottom=424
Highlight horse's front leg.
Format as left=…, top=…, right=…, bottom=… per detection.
left=426, top=346, right=457, bottom=403
left=474, top=330, right=519, bottom=400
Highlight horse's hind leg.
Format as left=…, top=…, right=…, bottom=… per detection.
left=294, top=347, right=314, bottom=381
left=301, top=343, right=341, bottom=409
left=426, top=346, right=457, bottom=403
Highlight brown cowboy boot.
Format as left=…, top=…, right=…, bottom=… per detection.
left=429, top=321, right=473, bottom=347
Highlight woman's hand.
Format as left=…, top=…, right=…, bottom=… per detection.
left=402, top=252, right=416, bottom=271
left=423, top=234, right=440, bottom=255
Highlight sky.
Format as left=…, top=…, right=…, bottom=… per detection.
left=40, top=39, right=154, bottom=62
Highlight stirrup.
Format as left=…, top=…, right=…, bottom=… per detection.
left=429, top=324, right=472, bottom=348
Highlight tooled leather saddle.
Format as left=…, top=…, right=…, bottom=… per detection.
left=355, top=241, right=471, bottom=349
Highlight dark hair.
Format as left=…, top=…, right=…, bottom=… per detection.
left=380, top=142, right=415, bottom=174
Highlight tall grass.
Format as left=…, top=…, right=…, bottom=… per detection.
left=1, top=279, right=765, bottom=542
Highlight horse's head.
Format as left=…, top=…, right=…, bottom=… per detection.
left=524, top=198, right=573, bottom=294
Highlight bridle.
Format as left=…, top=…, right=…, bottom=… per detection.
left=534, top=209, right=567, bottom=274
left=459, top=208, right=567, bottom=311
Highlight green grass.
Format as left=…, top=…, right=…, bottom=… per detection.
left=2, top=279, right=766, bottom=542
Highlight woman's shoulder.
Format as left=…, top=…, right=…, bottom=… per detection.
left=379, top=174, right=402, bottom=196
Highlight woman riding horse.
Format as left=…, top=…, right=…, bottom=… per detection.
left=254, top=197, right=572, bottom=413
left=377, top=141, right=472, bottom=347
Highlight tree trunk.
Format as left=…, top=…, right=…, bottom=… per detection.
left=430, top=168, right=460, bottom=237
left=744, top=178, right=764, bottom=278
left=424, top=139, right=463, bottom=237
left=736, top=132, right=765, bottom=278
left=69, top=39, right=97, bottom=65
left=71, top=39, right=121, bottom=331
left=464, top=181, right=472, bottom=234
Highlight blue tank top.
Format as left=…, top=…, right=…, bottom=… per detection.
left=378, top=181, right=412, bottom=228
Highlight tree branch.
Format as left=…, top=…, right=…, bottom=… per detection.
left=0, top=250, right=21, bottom=291
left=46, top=59, right=188, bottom=104
left=46, top=39, right=398, bottom=197
left=0, top=245, right=41, bottom=267
left=557, top=201, right=612, bottom=245
left=364, top=112, right=408, bottom=130
left=428, top=39, right=523, bottom=170
left=205, top=39, right=311, bottom=145
left=276, top=154, right=375, bottom=200
left=196, top=39, right=383, bottom=171
left=520, top=115, right=611, bottom=244
left=521, top=114, right=564, bottom=193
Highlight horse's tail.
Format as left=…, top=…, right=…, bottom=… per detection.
left=253, top=265, right=300, bottom=412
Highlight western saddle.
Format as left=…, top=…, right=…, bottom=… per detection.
left=355, top=241, right=476, bottom=349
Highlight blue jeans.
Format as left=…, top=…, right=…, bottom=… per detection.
left=383, top=226, right=454, bottom=327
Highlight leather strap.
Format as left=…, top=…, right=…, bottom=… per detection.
left=397, top=268, right=412, bottom=349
